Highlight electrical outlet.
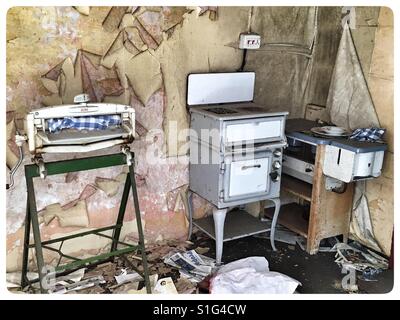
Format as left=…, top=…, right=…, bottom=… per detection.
left=73, top=93, right=91, bottom=104
left=239, top=33, right=261, bottom=49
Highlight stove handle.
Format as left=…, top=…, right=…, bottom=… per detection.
left=241, top=164, right=261, bottom=170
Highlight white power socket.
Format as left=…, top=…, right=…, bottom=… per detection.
left=73, top=93, right=91, bottom=104
left=239, top=33, right=261, bottom=49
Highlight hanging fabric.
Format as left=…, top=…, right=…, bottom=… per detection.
left=326, top=23, right=380, bottom=130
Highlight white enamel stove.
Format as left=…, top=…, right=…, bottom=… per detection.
left=187, top=72, right=288, bottom=263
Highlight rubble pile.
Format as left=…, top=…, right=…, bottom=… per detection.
left=9, top=235, right=213, bottom=294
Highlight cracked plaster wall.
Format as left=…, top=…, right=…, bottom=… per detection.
left=6, top=6, right=393, bottom=271
left=244, top=6, right=393, bottom=255
left=6, top=6, right=247, bottom=271
left=357, top=7, right=394, bottom=256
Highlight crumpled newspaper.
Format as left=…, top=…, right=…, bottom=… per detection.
left=164, top=249, right=215, bottom=283
left=332, top=242, right=388, bottom=272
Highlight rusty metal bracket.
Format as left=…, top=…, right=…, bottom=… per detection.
left=34, top=156, right=47, bottom=179
left=121, top=145, right=132, bottom=166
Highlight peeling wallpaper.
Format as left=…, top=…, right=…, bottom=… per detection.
left=6, top=6, right=247, bottom=271
left=362, top=7, right=394, bottom=256
left=5, top=6, right=393, bottom=271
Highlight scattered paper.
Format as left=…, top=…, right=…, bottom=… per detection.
left=333, top=242, right=388, bottom=272
left=194, top=246, right=210, bottom=255
left=50, top=276, right=106, bottom=294
left=153, top=277, right=178, bottom=294
left=114, top=269, right=142, bottom=285
left=125, top=274, right=159, bottom=294
left=164, top=249, right=215, bottom=282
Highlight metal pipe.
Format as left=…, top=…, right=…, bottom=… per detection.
left=7, top=145, right=23, bottom=189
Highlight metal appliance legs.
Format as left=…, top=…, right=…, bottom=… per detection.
left=261, top=198, right=281, bottom=251
left=213, top=207, right=227, bottom=265
left=186, top=193, right=227, bottom=264
left=187, top=192, right=194, bottom=241
left=186, top=191, right=282, bottom=263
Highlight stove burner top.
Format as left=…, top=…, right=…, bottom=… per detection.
left=205, top=107, right=238, bottom=115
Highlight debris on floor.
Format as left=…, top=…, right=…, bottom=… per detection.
left=153, top=277, right=178, bottom=294
left=83, top=261, right=117, bottom=284
left=51, top=275, right=106, bottom=294
left=359, top=268, right=383, bottom=282
left=7, top=268, right=88, bottom=293
left=11, top=237, right=207, bottom=294
left=296, top=236, right=339, bottom=252
left=209, top=256, right=301, bottom=294
left=175, top=277, right=198, bottom=294
left=331, top=241, right=389, bottom=292
left=254, top=221, right=302, bottom=245
left=7, top=272, right=38, bottom=291
left=333, top=242, right=388, bottom=272
left=114, top=268, right=142, bottom=285
left=112, top=274, right=158, bottom=294
left=110, top=281, right=140, bottom=294
left=256, top=220, right=342, bottom=254
left=8, top=231, right=391, bottom=295
left=194, top=246, right=210, bottom=255
left=164, top=249, right=216, bottom=282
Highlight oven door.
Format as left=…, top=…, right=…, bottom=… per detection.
left=223, top=150, right=272, bottom=202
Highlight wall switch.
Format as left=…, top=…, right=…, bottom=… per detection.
left=239, top=33, right=261, bottom=49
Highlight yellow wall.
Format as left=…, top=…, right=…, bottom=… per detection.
left=5, top=6, right=394, bottom=272
left=6, top=6, right=249, bottom=271
left=365, top=7, right=394, bottom=255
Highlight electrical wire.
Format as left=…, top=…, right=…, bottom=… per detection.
left=238, top=6, right=254, bottom=72
left=7, top=145, right=23, bottom=189
left=7, top=128, right=24, bottom=190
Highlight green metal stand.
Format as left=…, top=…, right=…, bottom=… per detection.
left=20, top=152, right=151, bottom=293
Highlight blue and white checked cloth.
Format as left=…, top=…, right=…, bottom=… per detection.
left=350, top=128, right=385, bottom=142
left=48, top=115, right=121, bottom=133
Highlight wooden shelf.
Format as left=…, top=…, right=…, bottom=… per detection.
left=281, top=174, right=313, bottom=202
left=264, top=203, right=309, bottom=238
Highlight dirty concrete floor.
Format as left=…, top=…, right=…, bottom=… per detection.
left=13, top=233, right=393, bottom=294
left=196, top=235, right=394, bottom=294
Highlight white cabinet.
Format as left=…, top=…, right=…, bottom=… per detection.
left=224, top=117, right=284, bottom=144
left=323, top=145, right=385, bottom=183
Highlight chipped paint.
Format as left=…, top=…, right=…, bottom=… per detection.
left=6, top=6, right=245, bottom=271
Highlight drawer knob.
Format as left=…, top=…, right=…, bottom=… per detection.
left=273, top=149, right=282, bottom=157
left=273, top=161, right=281, bottom=169
left=270, top=171, right=280, bottom=182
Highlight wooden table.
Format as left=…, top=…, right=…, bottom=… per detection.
left=265, top=144, right=354, bottom=254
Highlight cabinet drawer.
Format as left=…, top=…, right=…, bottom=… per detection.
left=224, top=117, right=283, bottom=144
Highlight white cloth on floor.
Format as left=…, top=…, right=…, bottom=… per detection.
left=210, top=257, right=300, bottom=294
